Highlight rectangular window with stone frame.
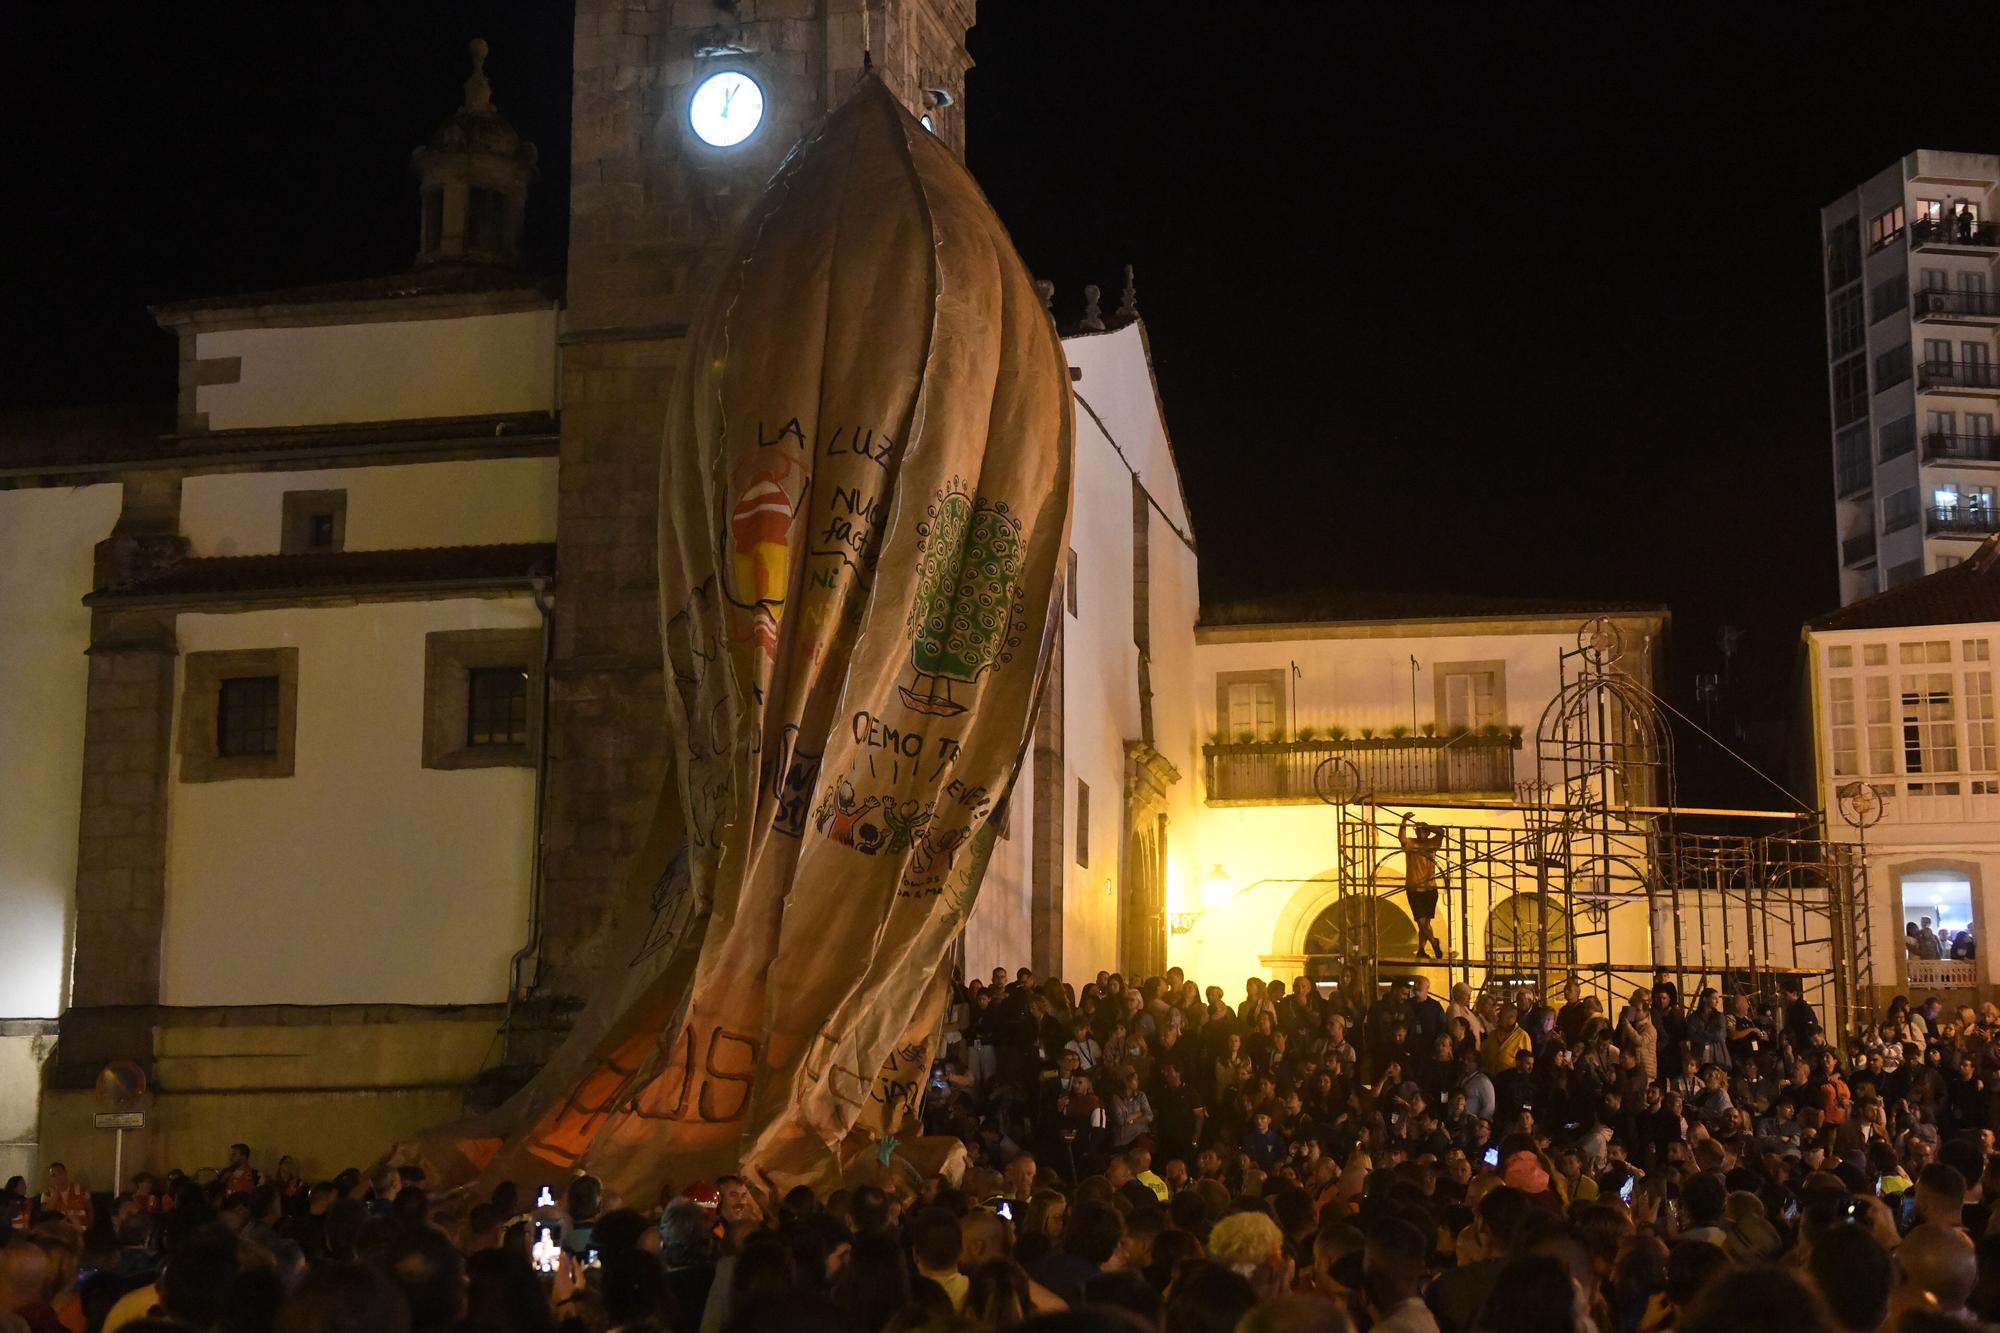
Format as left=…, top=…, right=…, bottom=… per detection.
left=425, top=628, right=542, bottom=770
left=178, top=648, right=299, bottom=783
left=1433, top=660, right=1508, bottom=733
left=281, top=490, right=347, bottom=554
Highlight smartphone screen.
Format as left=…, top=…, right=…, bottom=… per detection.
left=532, top=1225, right=564, bottom=1275
left=1483, top=1147, right=1500, bottom=1168
left=1619, top=1176, right=1636, bottom=1204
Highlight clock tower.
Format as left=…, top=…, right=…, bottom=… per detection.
left=526, top=0, right=977, bottom=1056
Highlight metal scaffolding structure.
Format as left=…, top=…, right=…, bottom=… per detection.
left=1315, top=620, right=1876, bottom=1036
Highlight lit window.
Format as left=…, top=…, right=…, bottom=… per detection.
left=1871, top=204, right=1907, bottom=250
left=1867, top=675, right=1894, bottom=772
left=1831, top=677, right=1858, bottom=776
left=1967, top=669, right=1997, bottom=771
left=1937, top=485, right=1961, bottom=511
left=1829, top=645, right=1854, bottom=669
left=1902, top=670, right=1960, bottom=774
left=1918, top=199, right=1944, bottom=224
left=1865, top=644, right=1888, bottom=667
left=1225, top=680, right=1282, bottom=742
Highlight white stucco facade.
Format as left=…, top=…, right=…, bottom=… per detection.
left=1170, top=617, right=1665, bottom=990
left=1806, top=618, right=2000, bottom=1002
left=193, top=308, right=559, bottom=431
left=179, top=456, right=559, bottom=557
left=0, top=485, right=123, bottom=1018
left=0, top=484, right=122, bottom=1182
left=162, top=598, right=540, bottom=1006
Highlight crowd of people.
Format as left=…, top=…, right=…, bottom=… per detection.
left=9, top=963, right=2000, bottom=1333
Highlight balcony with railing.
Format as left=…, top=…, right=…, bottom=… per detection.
left=1929, top=503, right=2000, bottom=537
left=1203, top=732, right=1519, bottom=805
left=1841, top=529, right=1877, bottom=566
left=1924, top=431, right=2000, bottom=463
left=1918, top=360, right=2000, bottom=393
left=1908, top=958, right=1978, bottom=989
left=1914, top=216, right=2000, bottom=251
left=1913, top=288, right=2000, bottom=324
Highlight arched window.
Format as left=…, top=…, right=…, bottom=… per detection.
left=1486, top=892, right=1572, bottom=976
left=1303, top=895, right=1418, bottom=970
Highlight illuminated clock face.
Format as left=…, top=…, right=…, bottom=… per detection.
left=689, top=71, right=764, bottom=148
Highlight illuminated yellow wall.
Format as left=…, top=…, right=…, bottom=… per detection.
left=180, top=456, right=558, bottom=557
left=194, top=308, right=558, bottom=431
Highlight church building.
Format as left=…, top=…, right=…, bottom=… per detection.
left=0, top=3, right=1677, bottom=1182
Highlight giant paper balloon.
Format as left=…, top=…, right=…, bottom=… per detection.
left=416, top=76, right=1072, bottom=1199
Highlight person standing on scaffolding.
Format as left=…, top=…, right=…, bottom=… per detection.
left=1398, top=811, right=1448, bottom=960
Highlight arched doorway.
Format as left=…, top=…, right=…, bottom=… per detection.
left=1486, top=892, right=1572, bottom=982
left=1301, top=895, right=1418, bottom=978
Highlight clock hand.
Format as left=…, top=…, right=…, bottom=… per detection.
left=722, top=83, right=737, bottom=115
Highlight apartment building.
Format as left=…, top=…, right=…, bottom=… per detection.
left=1824, top=151, right=2000, bottom=605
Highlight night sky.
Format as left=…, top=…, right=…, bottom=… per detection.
left=10, top=7, right=2000, bottom=800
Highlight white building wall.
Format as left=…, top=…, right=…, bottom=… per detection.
left=1059, top=382, right=1142, bottom=976
left=0, top=485, right=122, bottom=1017
left=963, top=765, right=1032, bottom=981
left=1173, top=621, right=1663, bottom=990
left=179, top=457, right=559, bottom=557
left=194, top=309, right=558, bottom=431
left=961, top=324, right=1206, bottom=987
left=0, top=484, right=121, bottom=1183
left=1808, top=622, right=2000, bottom=998
left=162, top=597, right=539, bottom=1006
left=1196, top=626, right=1591, bottom=763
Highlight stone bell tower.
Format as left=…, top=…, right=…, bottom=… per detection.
left=521, top=1, right=976, bottom=1056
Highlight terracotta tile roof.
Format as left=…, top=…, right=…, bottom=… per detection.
left=0, top=402, right=174, bottom=471
left=151, top=265, right=560, bottom=319
left=1200, top=590, right=1668, bottom=629
left=87, top=543, right=555, bottom=606
left=1808, top=535, right=2000, bottom=631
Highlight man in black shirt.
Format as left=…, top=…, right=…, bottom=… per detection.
left=1149, top=1062, right=1206, bottom=1170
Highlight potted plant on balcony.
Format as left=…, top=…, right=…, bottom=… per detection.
left=1507, top=724, right=1524, bottom=746
left=1359, top=726, right=1376, bottom=741
left=1389, top=724, right=1410, bottom=739
left=1296, top=726, right=1318, bottom=742
left=1419, top=721, right=1437, bottom=738
left=1326, top=724, right=1348, bottom=741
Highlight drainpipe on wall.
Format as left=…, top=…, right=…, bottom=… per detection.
left=503, top=572, right=556, bottom=1045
